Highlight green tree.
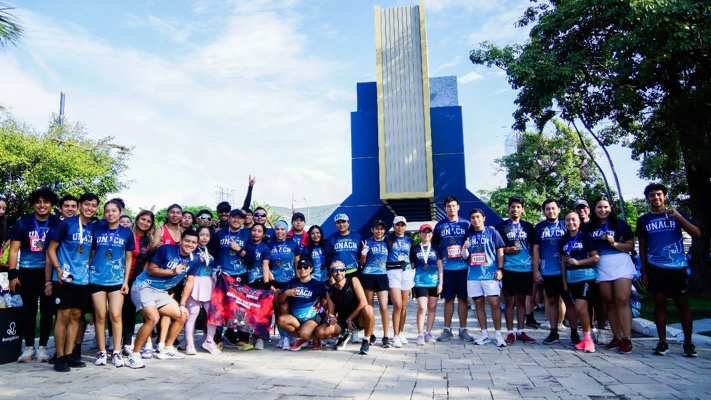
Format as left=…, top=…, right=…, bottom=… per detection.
left=480, top=121, right=609, bottom=223
left=0, top=108, right=131, bottom=222
left=0, top=2, right=22, bottom=48
left=470, top=0, right=711, bottom=290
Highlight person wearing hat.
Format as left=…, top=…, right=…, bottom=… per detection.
left=358, top=219, right=391, bottom=348
left=574, top=199, right=591, bottom=228
left=411, top=223, right=443, bottom=346
left=386, top=216, right=414, bottom=348
left=266, top=219, right=301, bottom=349
left=325, top=213, right=362, bottom=276
left=287, top=212, right=309, bottom=252
left=277, top=259, right=327, bottom=351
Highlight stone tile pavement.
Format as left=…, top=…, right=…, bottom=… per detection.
left=1, top=299, right=710, bottom=399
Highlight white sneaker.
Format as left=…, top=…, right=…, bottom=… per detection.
left=539, top=321, right=551, bottom=330
left=36, top=346, right=51, bottom=362
left=201, top=340, right=221, bottom=355
left=95, top=351, right=107, bottom=365
left=595, top=329, right=606, bottom=344
left=111, top=352, right=124, bottom=367
left=126, top=353, right=145, bottom=369
left=557, top=324, right=567, bottom=331
left=282, top=337, right=291, bottom=351
left=276, top=337, right=284, bottom=349
left=155, top=346, right=185, bottom=360
left=185, top=344, right=197, bottom=355
left=475, top=336, right=491, bottom=345
left=351, top=330, right=360, bottom=343
left=17, top=347, right=35, bottom=363
left=416, top=335, right=425, bottom=346
left=254, top=339, right=264, bottom=350
left=424, top=332, right=436, bottom=343
left=398, top=334, right=408, bottom=345
left=392, top=335, right=402, bottom=348
left=496, top=335, right=507, bottom=348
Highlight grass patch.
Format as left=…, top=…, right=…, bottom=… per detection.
left=638, top=293, right=711, bottom=325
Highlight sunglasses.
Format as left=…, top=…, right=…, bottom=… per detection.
left=296, top=264, right=311, bottom=270
left=198, top=216, right=213, bottom=221
left=331, top=268, right=346, bottom=273
left=254, top=213, right=267, bottom=217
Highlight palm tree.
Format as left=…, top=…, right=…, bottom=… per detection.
left=0, top=3, right=23, bottom=48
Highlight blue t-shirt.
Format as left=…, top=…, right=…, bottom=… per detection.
left=362, top=237, right=388, bottom=275
left=584, top=218, right=634, bottom=256
left=10, top=214, right=60, bottom=269
left=89, top=220, right=136, bottom=286
left=560, top=232, right=597, bottom=283
left=637, top=210, right=694, bottom=269
left=387, top=236, right=414, bottom=271
left=464, top=226, right=506, bottom=281
left=268, top=239, right=299, bottom=283
left=49, top=216, right=94, bottom=285
left=282, top=278, right=327, bottom=321
left=324, top=231, right=362, bottom=274
left=212, top=227, right=251, bottom=276
left=194, top=246, right=216, bottom=277
left=410, top=243, right=440, bottom=287
left=534, top=220, right=567, bottom=276
left=244, top=241, right=270, bottom=283
left=432, top=217, right=470, bottom=271
left=134, top=245, right=201, bottom=290
left=301, top=244, right=328, bottom=282
left=496, top=219, right=535, bottom=272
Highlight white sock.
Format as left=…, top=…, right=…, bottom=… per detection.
left=481, top=330, right=490, bottom=338
left=495, top=330, right=502, bottom=337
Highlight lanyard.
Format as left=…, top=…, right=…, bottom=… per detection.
left=566, top=231, right=581, bottom=255
left=601, top=220, right=609, bottom=235
left=546, top=221, right=558, bottom=237
left=176, top=247, right=193, bottom=264
left=510, top=220, right=521, bottom=239
left=106, top=227, right=118, bottom=249
left=33, top=216, right=50, bottom=239
left=78, top=220, right=88, bottom=246
left=198, top=246, right=211, bottom=265
left=420, top=243, right=431, bottom=263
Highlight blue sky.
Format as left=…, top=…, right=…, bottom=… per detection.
left=1, top=0, right=647, bottom=212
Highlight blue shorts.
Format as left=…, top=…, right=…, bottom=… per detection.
left=441, top=269, right=468, bottom=300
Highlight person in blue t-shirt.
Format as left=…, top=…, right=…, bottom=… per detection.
left=301, top=225, right=328, bottom=283
left=88, top=198, right=136, bottom=367
left=358, top=220, right=391, bottom=347
left=244, top=223, right=271, bottom=289
left=637, top=183, right=701, bottom=357
left=386, top=216, right=414, bottom=348
left=126, top=229, right=201, bottom=369
left=325, top=213, right=362, bottom=276
left=496, top=195, right=537, bottom=345
left=287, top=212, right=309, bottom=252
left=560, top=211, right=600, bottom=354
left=432, top=195, right=472, bottom=342
left=411, top=224, right=443, bottom=346
left=47, top=192, right=99, bottom=372
left=462, top=209, right=506, bottom=347
left=8, top=187, right=60, bottom=363
left=532, top=198, right=573, bottom=346
left=268, top=220, right=301, bottom=349
left=277, top=259, right=327, bottom=351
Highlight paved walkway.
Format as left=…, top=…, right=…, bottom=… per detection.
left=1, top=300, right=710, bottom=399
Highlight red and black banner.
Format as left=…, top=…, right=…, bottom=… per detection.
left=208, top=274, right=274, bottom=338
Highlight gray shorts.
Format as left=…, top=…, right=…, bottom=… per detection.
left=130, top=284, right=174, bottom=312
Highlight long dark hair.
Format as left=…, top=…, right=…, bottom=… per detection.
left=588, top=195, right=620, bottom=229
left=306, top=225, right=324, bottom=251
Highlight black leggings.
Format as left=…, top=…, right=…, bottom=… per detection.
left=19, top=268, right=55, bottom=347
left=121, top=281, right=137, bottom=346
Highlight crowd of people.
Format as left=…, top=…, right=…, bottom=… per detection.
left=1, top=180, right=702, bottom=372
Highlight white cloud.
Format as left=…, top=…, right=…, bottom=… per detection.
left=458, top=71, right=483, bottom=84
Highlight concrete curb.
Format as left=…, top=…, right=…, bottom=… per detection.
left=632, top=317, right=711, bottom=345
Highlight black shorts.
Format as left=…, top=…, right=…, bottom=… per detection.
left=248, top=278, right=265, bottom=290
left=441, top=269, right=468, bottom=300
left=502, top=270, right=533, bottom=297
left=298, top=314, right=323, bottom=325
left=54, top=282, right=90, bottom=310
left=541, top=275, right=563, bottom=298
left=168, top=279, right=184, bottom=299
left=568, top=280, right=595, bottom=301
left=229, top=272, right=249, bottom=284
left=414, top=286, right=438, bottom=298
left=336, top=318, right=363, bottom=332
left=270, top=281, right=287, bottom=290
left=646, top=263, right=690, bottom=297
left=359, top=274, right=390, bottom=292
left=88, top=283, right=123, bottom=294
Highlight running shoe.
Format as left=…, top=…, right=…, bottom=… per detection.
left=240, top=343, right=254, bottom=351
left=542, top=331, right=560, bottom=345
left=603, top=337, right=621, bottom=350
left=201, top=340, right=222, bottom=355
left=111, top=352, right=124, bottom=367
left=392, top=335, right=402, bottom=348
left=437, top=329, right=454, bottom=342
left=539, top=321, right=551, bottom=330
left=458, top=328, right=474, bottom=342
left=359, top=340, right=370, bottom=355
left=48, top=353, right=57, bottom=365
left=570, top=330, right=581, bottom=345
left=416, top=334, right=426, bottom=346
left=71, top=345, right=83, bottom=362
left=574, top=337, right=587, bottom=350
left=653, top=341, right=668, bottom=355
left=517, top=332, right=536, bottom=344
left=126, top=353, right=145, bottom=369
left=122, top=345, right=131, bottom=357
left=223, top=330, right=239, bottom=347
left=370, top=335, right=377, bottom=345
left=583, top=336, right=596, bottom=353
left=683, top=343, right=698, bottom=358
left=424, top=332, right=436, bottom=344
left=335, top=334, right=350, bottom=351
left=185, top=344, right=197, bottom=355
left=594, top=329, right=606, bottom=344
left=525, top=318, right=541, bottom=329
left=282, top=337, right=291, bottom=351
left=351, top=330, right=360, bottom=343
left=17, top=347, right=35, bottom=363
left=618, top=338, right=632, bottom=354
left=95, top=351, right=107, bottom=366
left=557, top=324, right=567, bottom=331
left=474, top=336, right=491, bottom=345
left=290, top=338, right=309, bottom=351
left=66, top=355, right=86, bottom=368
left=255, top=339, right=265, bottom=350
left=141, top=347, right=154, bottom=359
left=53, top=355, right=70, bottom=372
left=398, top=334, right=408, bottom=344
left=36, top=346, right=51, bottom=363
left=505, top=333, right=516, bottom=346
left=156, top=346, right=185, bottom=360
left=312, top=339, right=322, bottom=350
left=177, top=339, right=187, bottom=351
left=382, top=336, right=391, bottom=348
left=496, top=335, right=507, bottom=348
left=276, top=337, right=285, bottom=349
left=155, top=343, right=165, bottom=352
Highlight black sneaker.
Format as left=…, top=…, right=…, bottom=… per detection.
left=683, top=343, right=697, bottom=358
left=525, top=318, right=541, bottom=329
left=66, top=355, right=86, bottom=368
left=542, top=331, right=560, bottom=345
left=570, top=330, right=581, bottom=345
left=653, top=341, right=669, bottom=356
left=71, top=345, right=82, bottom=362
left=359, top=339, right=370, bottom=355
left=334, top=333, right=351, bottom=351
left=53, top=355, right=70, bottom=372
left=223, top=330, right=239, bottom=347
left=48, top=352, right=57, bottom=365
left=382, top=336, right=391, bottom=348
left=370, top=335, right=377, bottom=345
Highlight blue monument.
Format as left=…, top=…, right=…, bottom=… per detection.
left=323, top=2, right=501, bottom=237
